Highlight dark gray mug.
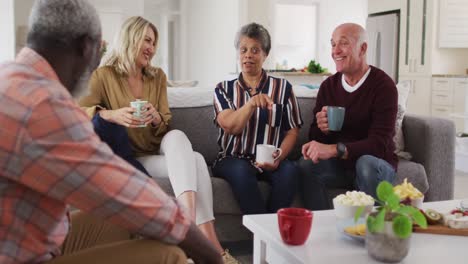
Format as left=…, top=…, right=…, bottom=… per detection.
left=327, top=106, right=345, bottom=131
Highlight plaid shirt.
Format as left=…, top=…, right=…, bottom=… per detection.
left=0, top=48, right=190, bottom=264
left=213, top=71, right=303, bottom=161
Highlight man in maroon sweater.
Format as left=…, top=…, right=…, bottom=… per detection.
left=299, top=23, right=398, bottom=210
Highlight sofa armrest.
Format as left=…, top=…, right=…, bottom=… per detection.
left=402, top=114, right=455, bottom=201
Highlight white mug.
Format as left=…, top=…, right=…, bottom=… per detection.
left=256, top=144, right=282, bottom=164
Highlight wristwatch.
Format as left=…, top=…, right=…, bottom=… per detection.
left=336, top=142, right=346, bottom=159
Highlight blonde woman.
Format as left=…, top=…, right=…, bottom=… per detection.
left=79, top=16, right=237, bottom=263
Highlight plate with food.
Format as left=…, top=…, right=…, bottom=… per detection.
left=337, top=218, right=366, bottom=243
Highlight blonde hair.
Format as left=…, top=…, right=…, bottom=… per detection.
left=102, top=16, right=158, bottom=77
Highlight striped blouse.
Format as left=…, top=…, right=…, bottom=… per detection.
left=213, top=70, right=303, bottom=161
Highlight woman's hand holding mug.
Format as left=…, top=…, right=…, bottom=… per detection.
left=99, top=107, right=141, bottom=128
left=255, top=144, right=282, bottom=171
left=141, top=102, right=161, bottom=126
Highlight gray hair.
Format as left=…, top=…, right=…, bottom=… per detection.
left=356, top=26, right=368, bottom=46
left=234, top=23, right=271, bottom=55
left=27, top=0, right=101, bottom=47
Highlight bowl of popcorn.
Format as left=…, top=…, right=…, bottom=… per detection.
left=393, top=178, right=424, bottom=208
left=332, top=191, right=374, bottom=219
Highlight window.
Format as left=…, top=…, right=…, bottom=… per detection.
left=273, top=1, right=318, bottom=69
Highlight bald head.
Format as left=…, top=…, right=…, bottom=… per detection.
left=330, top=23, right=369, bottom=79
left=333, top=23, right=368, bottom=47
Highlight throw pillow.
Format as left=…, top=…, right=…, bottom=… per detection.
left=394, top=80, right=412, bottom=160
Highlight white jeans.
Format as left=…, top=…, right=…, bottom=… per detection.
left=136, top=130, right=214, bottom=225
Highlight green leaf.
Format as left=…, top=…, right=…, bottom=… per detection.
left=367, top=215, right=377, bottom=233
left=396, top=206, right=427, bottom=228
left=376, top=181, right=394, bottom=202
left=354, top=206, right=365, bottom=223
left=387, top=193, right=401, bottom=210
left=368, top=208, right=386, bottom=233
left=374, top=207, right=386, bottom=231
left=392, top=215, right=412, bottom=239
left=307, top=60, right=325, bottom=73
left=411, top=209, right=428, bottom=228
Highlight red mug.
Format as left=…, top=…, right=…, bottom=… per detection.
left=277, top=208, right=313, bottom=245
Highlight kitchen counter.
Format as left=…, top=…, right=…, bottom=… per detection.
left=432, top=74, right=468, bottom=78
left=266, top=71, right=331, bottom=85
left=266, top=70, right=331, bottom=76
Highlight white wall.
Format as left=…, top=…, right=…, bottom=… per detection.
left=14, top=0, right=34, bottom=54
left=92, top=0, right=144, bottom=48
left=315, top=0, right=368, bottom=73
left=143, top=1, right=170, bottom=74
left=243, top=0, right=368, bottom=73
left=182, top=0, right=239, bottom=87
left=239, top=0, right=275, bottom=69
left=0, top=0, right=15, bottom=62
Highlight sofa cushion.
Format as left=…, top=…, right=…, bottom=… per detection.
left=170, top=106, right=219, bottom=164
left=152, top=176, right=174, bottom=196
left=289, top=97, right=316, bottom=160
left=395, top=81, right=412, bottom=160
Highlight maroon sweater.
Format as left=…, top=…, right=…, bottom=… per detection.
left=309, top=66, right=398, bottom=170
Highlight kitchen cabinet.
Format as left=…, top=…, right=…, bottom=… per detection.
left=431, top=76, right=468, bottom=132
left=400, top=75, right=431, bottom=116
left=399, top=0, right=432, bottom=76
left=439, top=0, right=468, bottom=48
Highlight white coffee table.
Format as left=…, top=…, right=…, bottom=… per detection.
left=243, top=199, right=467, bottom=264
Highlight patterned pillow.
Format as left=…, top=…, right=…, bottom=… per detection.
left=394, top=81, right=412, bottom=160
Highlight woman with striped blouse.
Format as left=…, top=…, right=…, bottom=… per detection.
left=212, top=23, right=304, bottom=214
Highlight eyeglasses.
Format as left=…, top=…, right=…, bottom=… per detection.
left=239, top=47, right=262, bottom=55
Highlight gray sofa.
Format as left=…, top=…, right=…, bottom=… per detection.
left=155, top=97, right=455, bottom=242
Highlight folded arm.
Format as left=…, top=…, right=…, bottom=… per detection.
left=214, top=86, right=272, bottom=135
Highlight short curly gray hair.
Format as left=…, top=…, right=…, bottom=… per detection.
left=234, top=23, right=271, bottom=55
left=27, top=0, right=101, bottom=47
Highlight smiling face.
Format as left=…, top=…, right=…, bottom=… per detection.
left=238, top=36, right=267, bottom=77
left=330, top=24, right=367, bottom=76
left=136, top=26, right=156, bottom=69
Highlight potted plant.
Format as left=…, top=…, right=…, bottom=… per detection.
left=355, top=181, right=427, bottom=263
left=307, top=60, right=327, bottom=74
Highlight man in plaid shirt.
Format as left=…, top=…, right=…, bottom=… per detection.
left=0, top=0, right=221, bottom=263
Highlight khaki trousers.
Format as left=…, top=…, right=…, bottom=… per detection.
left=45, top=211, right=187, bottom=264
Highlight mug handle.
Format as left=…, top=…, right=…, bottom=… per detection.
left=274, top=148, right=283, bottom=161
left=281, top=221, right=292, bottom=242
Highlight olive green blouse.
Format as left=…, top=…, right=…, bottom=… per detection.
left=79, top=65, right=171, bottom=157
